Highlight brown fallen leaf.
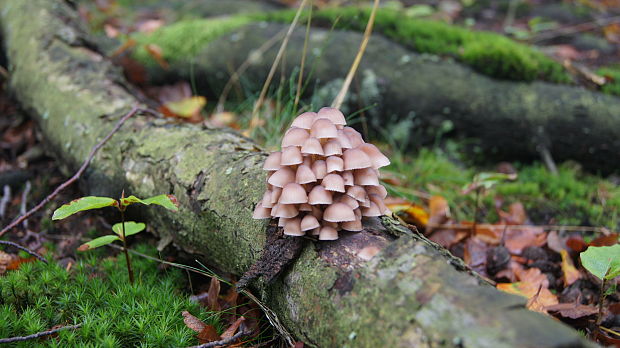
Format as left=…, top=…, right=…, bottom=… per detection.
left=560, top=250, right=581, bottom=287
left=0, top=250, right=15, bottom=275
left=197, top=325, right=220, bottom=344
left=208, top=277, right=221, bottom=312
left=504, top=227, right=546, bottom=254
left=589, top=233, right=619, bottom=247
left=145, top=44, right=169, bottom=69
left=545, top=302, right=598, bottom=319
left=427, top=195, right=450, bottom=231
left=497, top=282, right=558, bottom=313
left=221, top=316, right=245, bottom=339
left=566, top=236, right=587, bottom=253
left=182, top=311, right=207, bottom=333
left=546, top=231, right=568, bottom=253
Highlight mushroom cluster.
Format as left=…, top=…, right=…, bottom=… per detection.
left=252, top=107, right=391, bottom=240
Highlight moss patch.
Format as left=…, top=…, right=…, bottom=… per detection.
left=0, top=244, right=220, bottom=347
left=598, top=66, right=620, bottom=96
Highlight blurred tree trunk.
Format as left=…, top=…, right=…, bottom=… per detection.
left=0, top=0, right=596, bottom=347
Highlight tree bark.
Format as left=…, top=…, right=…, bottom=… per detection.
left=142, top=21, right=620, bottom=174
left=0, top=1, right=596, bottom=347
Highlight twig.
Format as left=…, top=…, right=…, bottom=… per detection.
left=250, top=0, right=309, bottom=126
left=0, top=240, right=48, bottom=263
left=426, top=223, right=613, bottom=234
left=0, top=106, right=155, bottom=238
left=531, top=15, right=620, bottom=43
left=331, top=0, right=380, bottom=109
left=187, top=329, right=250, bottom=348
left=0, top=185, right=10, bottom=219
left=538, top=145, right=558, bottom=175
left=294, top=4, right=313, bottom=111
left=0, top=324, right=81, bottom=344
left=20, top=181, right=31, bottom=229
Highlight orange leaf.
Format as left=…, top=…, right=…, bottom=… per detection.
left=427, top=195, right=450, bottom=228
left=560, top=250, right=581, bottom=287
left=386, top=203, right=429, bottom=227
left=197, top=325, right=221, bottom=344
left=221, top=316, right=245, bottom=339
left=589, top=233, right=619, bottom=247
left=145, top=44, right=169, bottom=69
left=161, top=96, right=206, bottom=121
left=496, top=282, right=558, bottom=313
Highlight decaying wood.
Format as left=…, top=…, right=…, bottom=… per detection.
left=0, top=0, right=596, bottom=347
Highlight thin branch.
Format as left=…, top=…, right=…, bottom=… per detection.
left=331, top=0, right=380, bottom=109
left=294, top=3, right=313, bottom=111
left=0, top=323, right=81, bottom=344
left=426, top=223, right=613, bottom=234
left=0, top=185, right=10, bottom=219
left=0, top=106, right=156, bottom=238
left=0, top=240, right=48, bottom=263
left=20, top=181, right=31, bottom=229
left=530, top=15, right=620, bottom=43
left=187, top=329, right=250, bottom=348
left=249, top=0, right=309, bottom=126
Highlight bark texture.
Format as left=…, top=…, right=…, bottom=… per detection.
left=143, top=21, right=620, bottom=174
left=0, top=0, right=596, bottom=347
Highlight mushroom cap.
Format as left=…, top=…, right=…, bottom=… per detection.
left=296, top=164, right=317, bottom=184
left=291, top=112, right=317, bottom=129
left=272, top=204, right=299, bottom=218
left=302, top=156, right=312, bottom=167
left=252, top=204, right=271, bottom=219
left=308, top=185, right=332, bottom=205
left=326, top=156, right=344, bottom=173
left=368, top=193, right=389, bottom=215
left=323, top=202, right=356, bottom=222
left=278, top=217, right=290, bottom=227
left=270, top=186, right=283, bottom=204
left=346, top=185, right=368, bottom=202
left=323, top=139, right=343, bottom=156
left=343, top=149, right=372, bottom=170
left=361, top=201, right=382, bottom=217
left=358, top=143, right=390, bottom=169
left=323, top=220, right=340, bottom=229
left=268, top=167, right=295, bottom=188
left=342, top=171, right=354, bottom=186
left=282, top=127, right=309, bottom=147
left=263, top=151, right=282, bottom=171
left=342, top=127, right=364, bottom=147
left=299, top=203, right=312, bottom=211
left=261, top=190, right=274, bottom=208
left=354, top=208, right=362, bottom=220
left=301, top=215, right=320, bottom=231
left=354, top=167, right=380, bottom=186
left=337, top=130, right=353, bottom=149
left=279, top=183, right=308, bottom=204
left=301, top=137, right=324, bottom=156
left=321, top=173, right=345, bottom=192
left=341, top=219, right=363, bottom=231
left=284, top=218, right=304, bottom=236
left=366, top=185, right=388, bottom=199
left=311, top=160, right=327, bottom=180
left=281, top=146, right=303, bottom=166
left=317, top=107, right=347, bottom=125
left=310, top=119, right=338, bottom=139
left=319, top=226, right=338, bottom=240
left=338, top=194, right=360, bottom=209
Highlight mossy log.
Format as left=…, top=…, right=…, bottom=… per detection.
left=0, top=1, right=596, bottom=347
left=137, top=20, right=620, bottom=174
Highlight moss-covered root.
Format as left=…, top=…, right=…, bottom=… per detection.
left=0, top=0, right=596, bottom=346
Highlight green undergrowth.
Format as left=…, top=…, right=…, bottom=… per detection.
left=385, top=146, right=620, bottom=229
left=598, top=66, right=620, bottom=96
left=129, top=6, right=570, bottom=84
left=0, top=244, right=221, bottom=347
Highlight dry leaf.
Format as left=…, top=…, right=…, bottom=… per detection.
left=221, top=316, right=245, bottom=339
left=546, top=302, right=598, bottom=319
left=208, top=277, right=221, bottom=311
left=497, top=282, right=558, bottom=313
left=182, top=311, right=207, bottom=333
left=504, top=227, right=546, bottom=254
left=145, top=44, right=169, bottom=69
left=560, top=250, right=581, bottom=287
left=197, top=325, right=221, bottom=344
left=427, top=195, right=450, bottom=230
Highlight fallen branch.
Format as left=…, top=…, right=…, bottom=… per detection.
left=187, top=329, right=251, bottom=348
left=0, top=323, right=81, bottom=344
left=427, top=223, right=614, bottom=234
left=0, top=240, right=48, bottom=263
left=0, top=106, right=156, bottom=238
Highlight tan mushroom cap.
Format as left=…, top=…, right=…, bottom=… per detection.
left=263, top=151, right=282, bottom=171
left=337, top=130, right=353, bottom=149
left=319, top=226, right=338, bottom=240
left=252, top=204, right=272, bottom=219
left=341, top=219, right=363, bottom=231
left=343, top=149, right=372, bottom=170
left=301, top=215, right=320, bottom=231
left=354, top=208, right=362, bottom=220
left=317, top=107, right=347, bottom=125
left=301, top=137, right=324, bottom=155
left=308, top=185, right=332, bottom=205
left=323, top=139, right=343, bottom=156
left=270, top=186, right=282, bottom=204
left=366, top=185, right=388, bottom=199
left=346, top=185, right=367, bottom=202
left=361, top=201, right=382, bottom=217
left=323, top=220, right=340, bottom=230
left=278, top=217, right=290, bottom=227
left=311, top=160, right=327, bottom=180
left=272, top=204, right=299, bottom=218
left=296, top=164, right=317, bottom=184
left=341, top=171, right=354, bottom=186
left=291, top=112, right=317, bottom=129
left=354, top=167, right=380, bottom=186
left=326, top=156, right=344, bottom=173
left=281, top=146, right=303, bottom=166
left=268, top=167, right=295, bottom=188
left=284, top=218, right=305, bottom=236
left=324, top=202, right=356, bottom=222
left=342, top=127, right=364, bottom=147
left=261, top=190, right=274, bottom=208
left=282, top=127, right=309, bottom=147
left=358, top=143, right=390, bottom=169
left=279, top=183, right=308, bottom=204
left=321, top=173, right=345, bottom=192
left=339, top=194, right=360, bottom=209
left=310, top=118, right=338, bottom=139
left=368, top=193, right=389, bottom=215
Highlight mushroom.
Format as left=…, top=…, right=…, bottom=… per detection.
left=253, top=108, right=391, bottom=240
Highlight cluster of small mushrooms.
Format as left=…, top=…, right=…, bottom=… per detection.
left=252, top=107, right=391, bottom=240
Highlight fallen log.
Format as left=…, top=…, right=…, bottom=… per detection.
left=0, top=0, right=596, bottom=347
left=133, top=18, right=620, bottom=174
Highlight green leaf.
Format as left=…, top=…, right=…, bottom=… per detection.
left=77, top=235, right=120, bottom=251
left=580, top=245, right=620, bottom=280
left=120, top=194, right=179, bottom=211
left=112, top=221, right=146, bottom=238
left=52, top=197, right=118, bottom=220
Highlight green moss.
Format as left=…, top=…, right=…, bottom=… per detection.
left=261, top=7, right=571, bottom=83
left=0, top=244, right=221, bottom=347
left=385, top=146, right=620, bottom=229
left=598, top=66, right=620, bottom=96
left=131, top=16, right=253, bottom=65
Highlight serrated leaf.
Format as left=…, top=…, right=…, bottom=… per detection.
left=78, top=235, right=120, bottom=251
left=52, top=197, right=118, bottom=220
left=120, top=194, right=179, bottom=211
left=112, top=221, right=146, bottom=238
left=580, top=245, right=620, bottom=280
